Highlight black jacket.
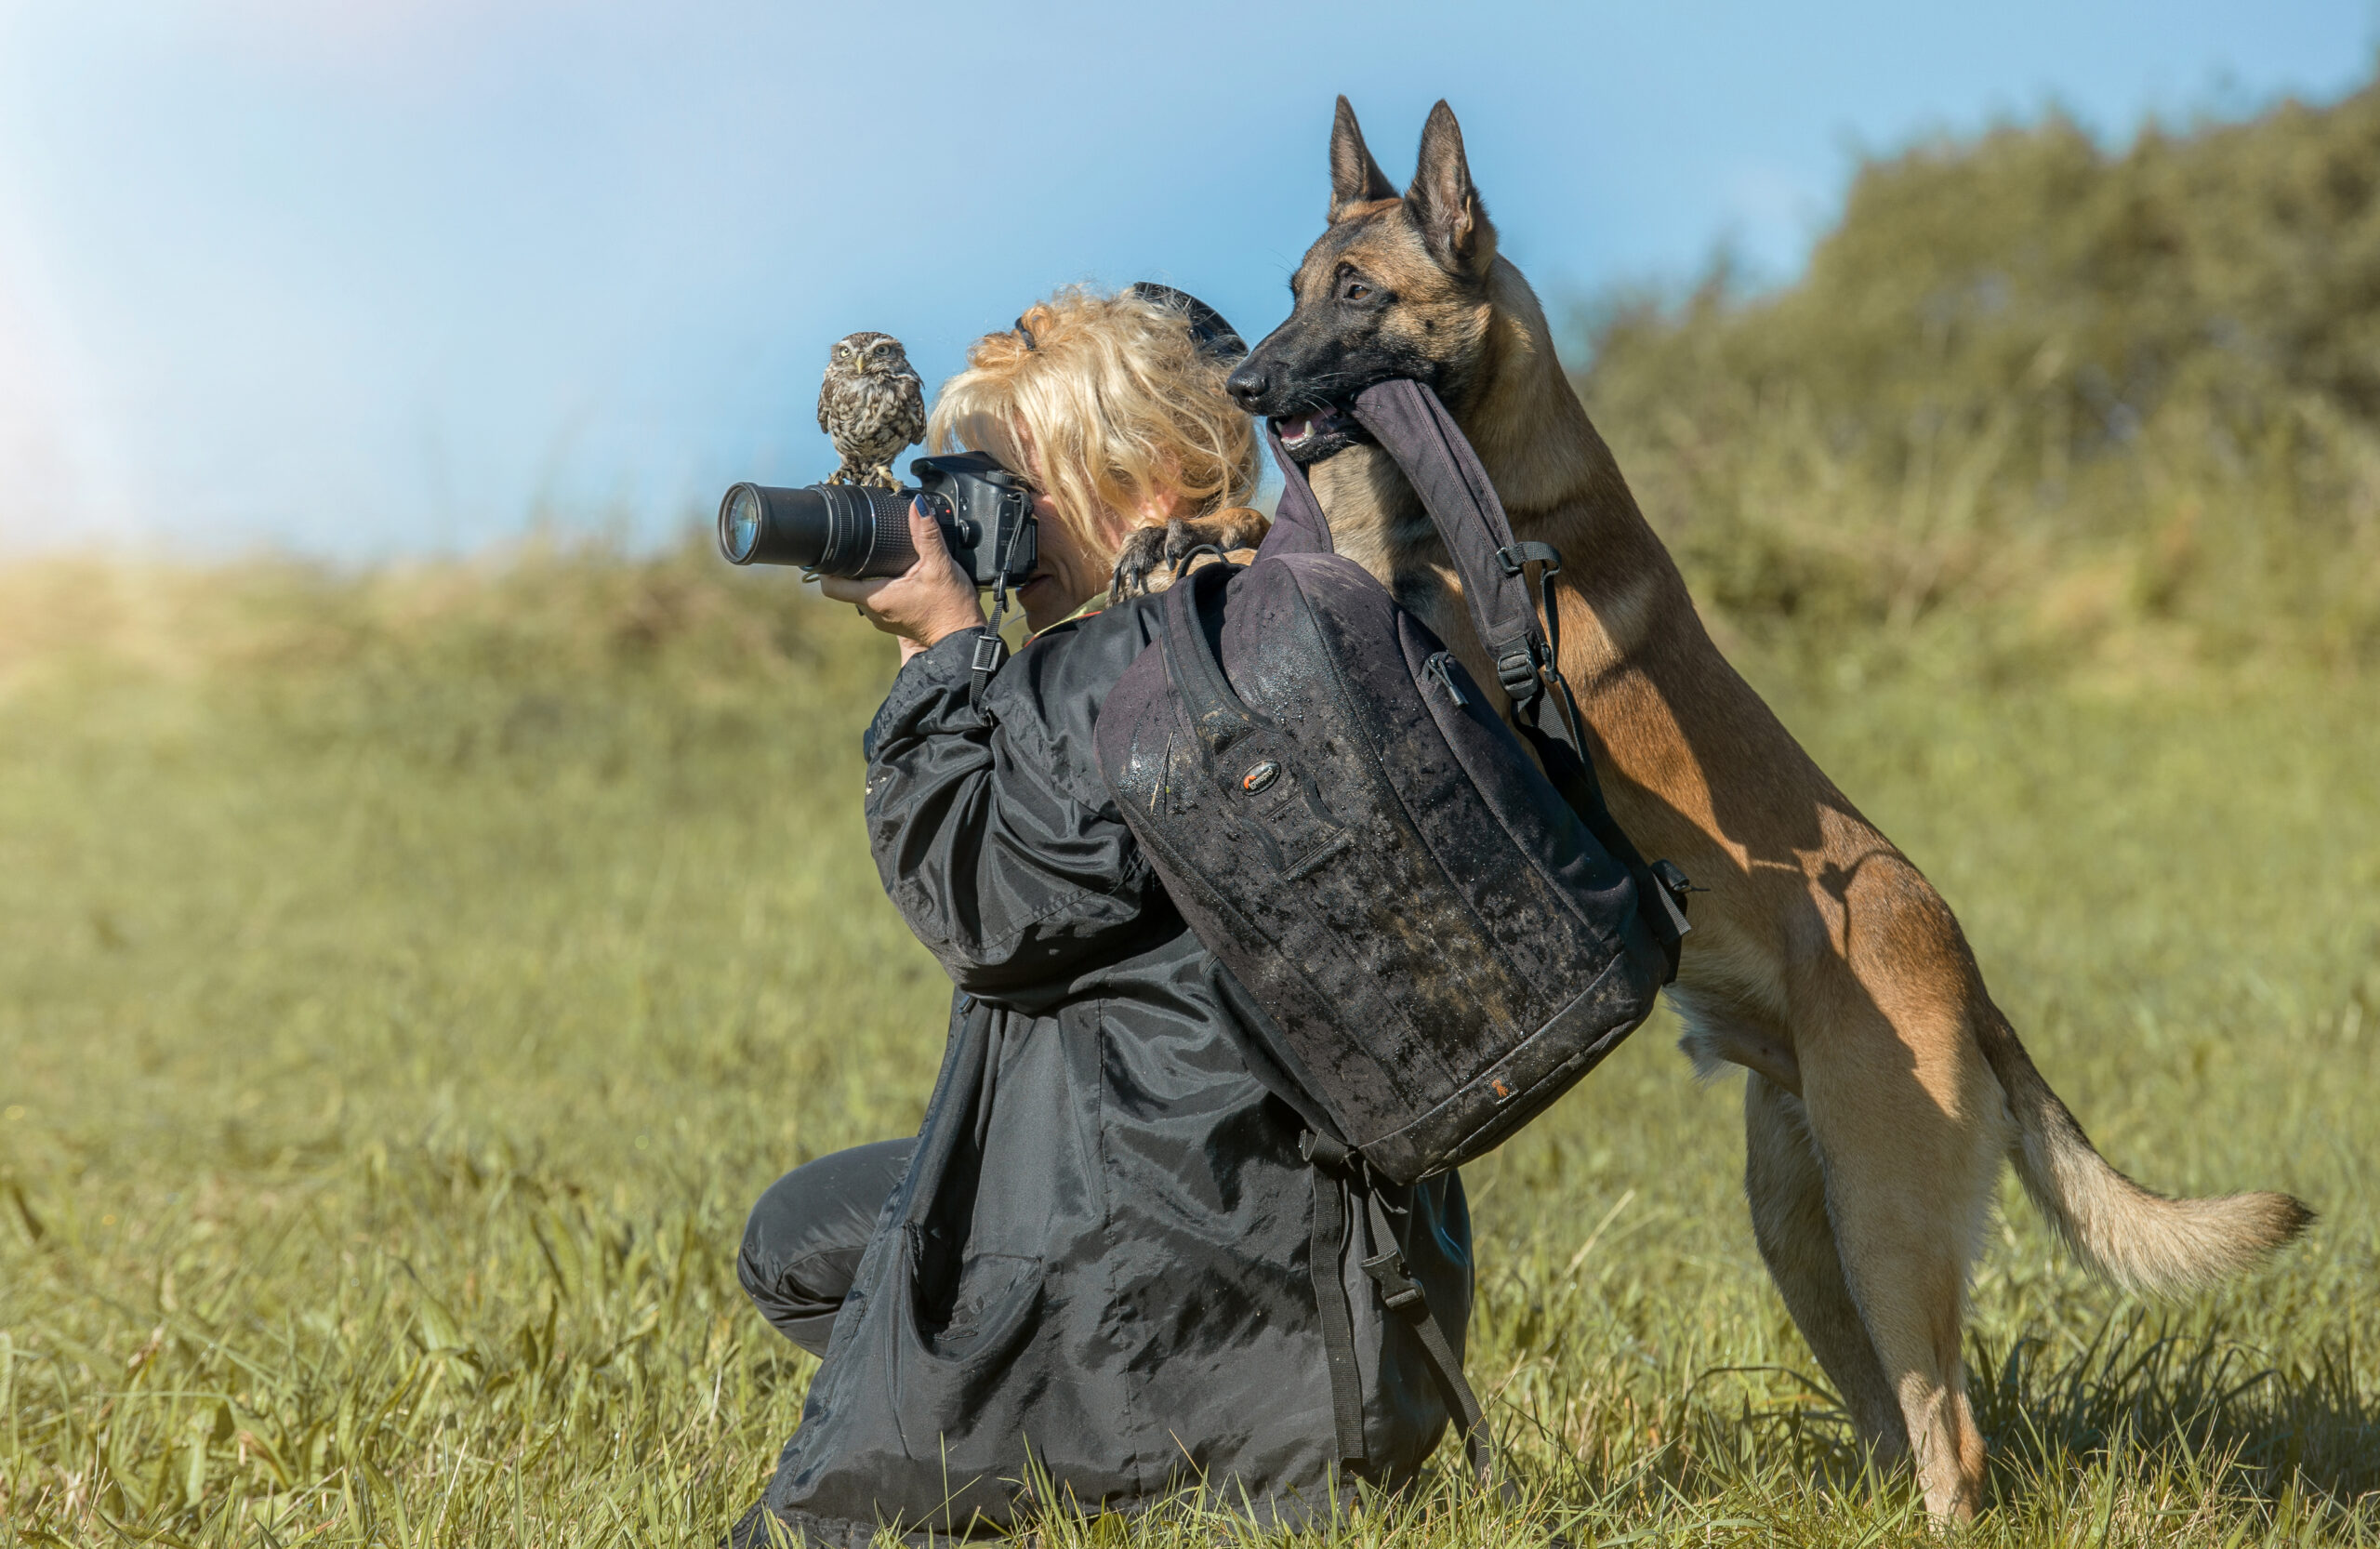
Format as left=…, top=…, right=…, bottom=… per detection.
left=749, top=597, right=1474, bottom=1545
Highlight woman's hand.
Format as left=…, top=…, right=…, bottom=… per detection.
left=819, top=504, right=989, bottom=662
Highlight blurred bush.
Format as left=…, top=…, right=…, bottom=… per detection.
left=1580, top=73, right=2380, bottom=681
left=0, top=534, right=843, bottom=690
left=0, top=535, right=904, bottom=769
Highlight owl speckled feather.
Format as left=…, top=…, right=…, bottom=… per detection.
left=818, top=332, right=926, bottom=489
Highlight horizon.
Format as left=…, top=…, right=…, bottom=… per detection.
left=0, top=0, right=2372, bottom=560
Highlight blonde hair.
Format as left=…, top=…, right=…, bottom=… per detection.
left=927, top=285, right=1259, bottom=563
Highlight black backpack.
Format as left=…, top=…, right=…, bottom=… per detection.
left=1091, top=378, right=1692, bottom=1481
left=1094, top=378, right=1690, bottom=1186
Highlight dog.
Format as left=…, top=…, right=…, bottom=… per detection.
left=1223, top=97, right=2311, bottom=1521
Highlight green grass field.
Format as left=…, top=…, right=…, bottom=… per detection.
left=0, top=545, right=2373, bottom=1545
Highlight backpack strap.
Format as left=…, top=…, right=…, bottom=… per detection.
left=1301, top=1140, right=1370, bottom=1468
left=1301, top=1131, right=1503, bottom=1494
left=1259, top=388, right=1548, bottom=721
left=1254, top=423, right=1334, bottom=557
left=1338, top=379, right=1693, bottom=979
left=1361, top=1187, right=1501, bottom=1492
left=1515, top=714, right=1692, bottom=981
left=1199, top=965, right=1373, bottom=1471
left=1344, top=379, right=1556, bottom=722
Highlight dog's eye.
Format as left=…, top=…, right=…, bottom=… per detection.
left=1342, top=279, right=1372, bottom=302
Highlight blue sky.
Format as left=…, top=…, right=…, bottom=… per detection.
left=0, top=0, right=2372, bottom=556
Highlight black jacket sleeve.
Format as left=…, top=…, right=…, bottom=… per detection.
left=860, top=611, right=1165, bottom=1001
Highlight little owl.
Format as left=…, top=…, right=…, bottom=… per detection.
left=818, top=331, right=926, bottom=489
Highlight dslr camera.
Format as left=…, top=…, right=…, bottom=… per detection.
left=718, top=453, right=1038, bottom=587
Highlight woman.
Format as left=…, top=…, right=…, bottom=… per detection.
left=732, top=286, right=1474, bottom=1546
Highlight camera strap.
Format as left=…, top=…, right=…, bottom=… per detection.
left=969, top=582, right=1011, bottom=699
left=968, top=506, right=1035, bottom=701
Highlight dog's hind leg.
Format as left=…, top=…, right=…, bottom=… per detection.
left=1743, top=1072, right=1908, bottom=1473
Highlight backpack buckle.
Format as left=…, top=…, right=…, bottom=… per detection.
left=1496, top=541, right=1562, bottom=578
left=970, top=630, right=1009, bottom=676
left=1495, top=649, right=1540, bottom=702
left=1299, top=1130, right=1355, bottom=1172
left=1361, top=1247, right=1426, bottom=1312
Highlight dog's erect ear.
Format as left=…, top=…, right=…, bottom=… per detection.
left=1329, top=96, right=1397, bottom=223
left=1408, top=99, right=1495, bottom=273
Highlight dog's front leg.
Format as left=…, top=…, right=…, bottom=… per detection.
left=1787, top=907, right=2003, bottom=1519
left=1743, top=1072, right=1908, bottom=1470
left=1109, top=508, right=1272, bottom=596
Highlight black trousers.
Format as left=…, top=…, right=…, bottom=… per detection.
left=737, top=1138, right=915, bottom=1357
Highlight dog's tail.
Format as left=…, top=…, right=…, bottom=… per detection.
left=1977, top=1013, right=2311, bottom=1292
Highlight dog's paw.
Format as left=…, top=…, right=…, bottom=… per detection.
left=1109, top=509, right=1273, bottom=597
left=1108, top=522, right=1179, bottom=599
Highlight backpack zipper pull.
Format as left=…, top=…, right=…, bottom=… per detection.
left=1425, top=652, right=1470, bottom=708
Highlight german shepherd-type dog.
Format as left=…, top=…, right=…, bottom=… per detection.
left=1224, top=99, right=2311, bottom=1520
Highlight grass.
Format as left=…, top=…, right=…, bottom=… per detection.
left=0, top=539, right=2373, bottom=1546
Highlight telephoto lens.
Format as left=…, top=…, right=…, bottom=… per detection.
left=717, top=483, right=919, bottom=576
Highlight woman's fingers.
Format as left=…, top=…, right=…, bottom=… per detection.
left=817, top=574, right=893, bottom=608
left=907, top=501, right=956, bottom=567
left=815, top=502, right=986, bottom=653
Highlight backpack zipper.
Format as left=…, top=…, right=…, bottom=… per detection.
left=1424, top=651, right=1470, bottom=708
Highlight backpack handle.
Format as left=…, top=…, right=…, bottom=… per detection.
left=1157, top=559, right=1262, bottom=759
left=1157, top=562, right=1355, bottom=881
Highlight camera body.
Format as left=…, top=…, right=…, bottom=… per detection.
left=718, top=452, right=1038, bottom=587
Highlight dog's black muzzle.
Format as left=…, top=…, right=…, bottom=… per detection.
left=1269, top=404, right=1368, bottom=463
left=1228, top=361, right=1370, bottom=464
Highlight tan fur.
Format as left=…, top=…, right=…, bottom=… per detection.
left=1264, top=101, right=2311, bottom=1520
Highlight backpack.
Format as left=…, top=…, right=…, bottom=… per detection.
left=1094, top=378, right=1691, bottom=1186
left=1091, top=378, right=1693, bottom=1482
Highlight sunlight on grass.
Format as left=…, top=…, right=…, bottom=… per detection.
left=0, top=539, right=2372, bottom=1545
